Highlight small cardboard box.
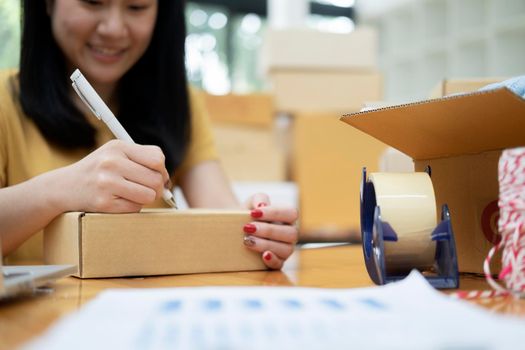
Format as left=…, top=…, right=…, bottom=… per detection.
left=341, top=88, right=525, bottom=273
left=201, top=92, right=274, bottom=128
left=292, top=113, right=387, bottom=239
left=429, top=78, right=504, bottom=99
left=261, top=27, right=377, bottom=72
left=212, top=125, right=287, bottom=181
left=44, top=209, right=266, bottom=278
left=270, top=70, right=383, bottom=113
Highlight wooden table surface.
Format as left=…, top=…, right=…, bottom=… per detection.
left=1, top=244, right=524, bottom=349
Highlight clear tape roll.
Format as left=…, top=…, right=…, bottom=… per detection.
left=369, top=173, right=437, bottom=273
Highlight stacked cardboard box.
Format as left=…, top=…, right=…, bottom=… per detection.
left=212, top=124, right=286, bottom=182
left=262, top=27, right=384, bottom=240
left=199, top=92, right=287, bottom=182
left=202, top=92, right=274, bottom=128
left=262, top=27, right=381, bottom=113
left=291, top=113, right=387, bottom=239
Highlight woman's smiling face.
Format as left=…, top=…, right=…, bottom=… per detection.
left=49, top=0, right=158, bottom=88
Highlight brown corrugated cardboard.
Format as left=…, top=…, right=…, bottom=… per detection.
left=429, top=78, right=504, bottom=98
left=212, top=125, right=287, bottom=181
left=341, top=88, right=525, bottom=273
left=261, top=27, right=377, bottom=72
left=270, top=70, right=383, bottom=113
left=44, top=209, right=266, bottom=278
left=292, top=113, right=387, bottom=240
left=202, top=92, right=274, bottom=128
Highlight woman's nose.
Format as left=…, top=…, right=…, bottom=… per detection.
left=97, top=7, right=128, bottom=39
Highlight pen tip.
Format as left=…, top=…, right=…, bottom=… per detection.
left=165, top=197, right=178, bottom=210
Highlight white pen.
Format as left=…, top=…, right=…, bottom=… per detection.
left=70, top=69, right=177, bottom=209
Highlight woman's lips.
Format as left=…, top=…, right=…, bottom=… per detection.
left=88, top=44, right=127, bottom=63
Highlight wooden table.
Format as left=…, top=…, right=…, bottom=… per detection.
left=1, top=244, right=524, bottom=349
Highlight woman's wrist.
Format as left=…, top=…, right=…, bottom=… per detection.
left=33, top=167, right=73, bottom=215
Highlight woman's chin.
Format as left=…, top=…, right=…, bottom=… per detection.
left=82, top=69, right=125, bottom=87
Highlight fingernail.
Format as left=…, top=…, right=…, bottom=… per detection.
left=257, top=202, right=267, bottom=208
left=263, top=251, right=272, bottom=261
left=243, top=223, right=257, bottom=234
left=251, top=209, right=263, bottom=218
left=243, top=235, right=256, bottom=247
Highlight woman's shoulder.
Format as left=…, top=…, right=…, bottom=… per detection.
left=0, top=69, right=21, bottom=124
left=0, top=68, right=19, bottom=105
left=187, top=85, right=201, bottom=104
left=0, top=68, right=18, bottom=87
left=187, top=86, right=208, bottom=117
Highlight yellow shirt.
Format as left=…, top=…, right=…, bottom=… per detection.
left=0, top=69, right=218, bottom=262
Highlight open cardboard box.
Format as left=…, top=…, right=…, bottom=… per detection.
left=341, top=88, right=525, bottom=273
left=429, top=78, right=504, bottom=99
left=44, top=209, right=266, bottom=278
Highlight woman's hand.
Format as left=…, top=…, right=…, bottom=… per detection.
left=0, top=139, right=170, bottom=254
left=242, top=193, right=299, bottom=269
left=55, top=139, right=169, bottom=213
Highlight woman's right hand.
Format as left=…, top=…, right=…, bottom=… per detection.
left=54, top=140, right=169, bottom=213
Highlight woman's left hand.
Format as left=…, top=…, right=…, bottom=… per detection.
left=242, top=193, right=299, bottom=269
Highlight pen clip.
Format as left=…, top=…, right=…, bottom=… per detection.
left=71, top=81, right=102, bottom=120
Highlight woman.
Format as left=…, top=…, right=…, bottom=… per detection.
left=0, top=0, right=298, bottom=269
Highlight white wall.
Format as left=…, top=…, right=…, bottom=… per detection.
left=357, top=0, right=525, bottom=102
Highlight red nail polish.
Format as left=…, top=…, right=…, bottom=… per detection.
left=257, top=202, right=267, bottom=208
left=251, top=209, right=263, bottom=218
left=263, top=252, right=272, bottom=261
left=243, top=223, right=257, bottom=234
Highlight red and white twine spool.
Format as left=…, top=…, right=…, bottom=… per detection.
left=483, top=147, right=525, bottom=298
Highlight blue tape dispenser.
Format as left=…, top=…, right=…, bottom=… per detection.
left=360, top=167, right=459, bottom=289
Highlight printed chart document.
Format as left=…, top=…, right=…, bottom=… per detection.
left=26, top=271, right=524, bottom=350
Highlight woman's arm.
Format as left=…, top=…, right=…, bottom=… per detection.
left=179, top=160, right=299, bottom=269
left=0, top=170, right=68, bottom=255
left=178, top=160, right=239, bottom=208
left=0, top=140, right=169, bottom=255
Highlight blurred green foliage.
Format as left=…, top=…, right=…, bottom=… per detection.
left=0, top=0, right=21, bottom=68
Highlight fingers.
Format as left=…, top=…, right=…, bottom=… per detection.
left=250, top=206, right=298, bottom=225
left=262, top=251, right=283, bottom=269
left=85, top=171, right=154, bottom=209
left=243, top=199, right=299, bottom=269
left=111, top=157, right=165, bottom=201
left=101, top=198, right=143, bottom=214
left=95, top=140, right=168, bottom=202
left=244, top=237, right=288, bottom=270
left=243, top=220, right=297, bottom=270
left=247, top=193, right=271, bottom=210
left=243, top=222, right=297, bottom=244
left=105, top=140, right=170, bottom=183
left=243, top=233, right=295, bottom=261
left=70, top=140, right=171, bottom=212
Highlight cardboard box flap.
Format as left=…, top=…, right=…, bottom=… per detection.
left=340, top=88, right=525, bottom=160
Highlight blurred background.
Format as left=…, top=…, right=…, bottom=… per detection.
left=2, top=0, right=524, bottom=241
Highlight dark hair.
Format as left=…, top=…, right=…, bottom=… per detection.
left=19, top=0, right=190, bottom=174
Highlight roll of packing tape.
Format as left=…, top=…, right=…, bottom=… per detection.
left=368, top=173, right=437, bottom=273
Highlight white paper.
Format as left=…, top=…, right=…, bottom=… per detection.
left=26, top=271, right=525, bottom=350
